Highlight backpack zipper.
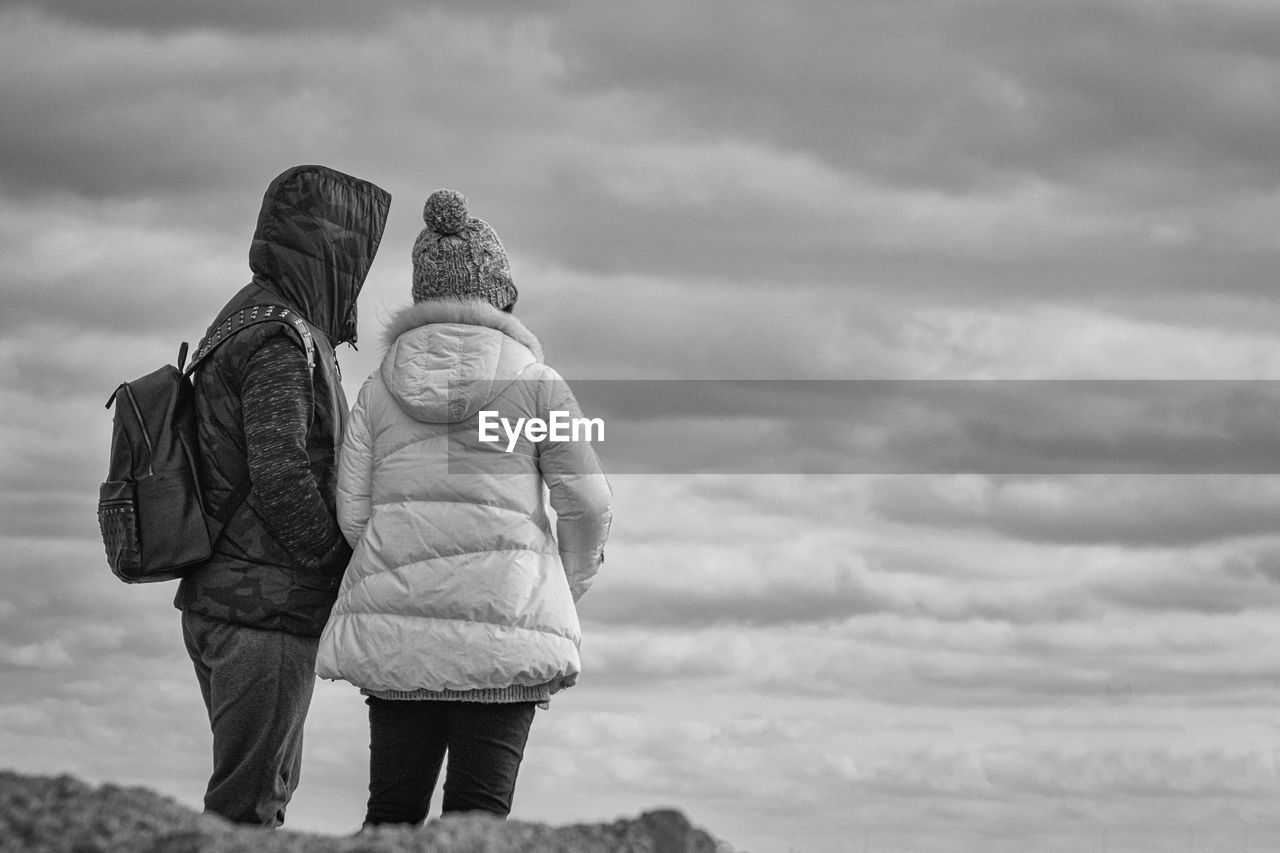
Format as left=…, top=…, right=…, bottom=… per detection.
left=121, top=385, right=155, bottom=477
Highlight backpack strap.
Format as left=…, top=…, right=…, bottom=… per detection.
left=183, top=303, right=319, bottom=530
left=185, top=303, right=315, bottom=376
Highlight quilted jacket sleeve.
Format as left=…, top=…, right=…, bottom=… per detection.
left=337, top=376, right=376, bottom=547
left=536, top=367, right=612, bottom=602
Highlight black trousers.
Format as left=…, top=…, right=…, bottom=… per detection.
left=364, top=697, right=537, bottom=826
left=182, top=611, right=318, bottom=827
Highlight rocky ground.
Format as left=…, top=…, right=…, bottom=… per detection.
left=0, top=770, right=737, bottom=853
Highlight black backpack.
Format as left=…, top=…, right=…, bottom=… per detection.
left=98, top=305, right=315, bottom=583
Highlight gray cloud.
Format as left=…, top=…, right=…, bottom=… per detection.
left=561, top=381, right=1280, bottom=475
left=552, top=1, right=1280, bottom=195
left=951, top=1, right=1280, bottom=193
left=870, top=475, right=1280, bottom=547
left=1094, top=572, right=1280, bottom=616
left=1092, top=545, right=1280, bottom=615
left=0, top=0, right=423, bottom=34
left=580, top=567, right=880, bottom=627
left=5, top=4, right=1280, bottom=851
left=2, top=0, right=1277, bottom=359
left=0, top=7, right=553, bottom=200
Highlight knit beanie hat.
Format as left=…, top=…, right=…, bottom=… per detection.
left=411, top=189, right=518, bottom=310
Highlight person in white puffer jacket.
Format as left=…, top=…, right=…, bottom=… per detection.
left=316, top=189, right=611, bottom=827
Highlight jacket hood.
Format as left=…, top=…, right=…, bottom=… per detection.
left=380, top=299, right=544, bottom=423
left=247, top=165, right=391, bottom=345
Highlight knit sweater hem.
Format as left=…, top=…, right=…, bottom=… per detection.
left=361, top=684, right=554, bottom=704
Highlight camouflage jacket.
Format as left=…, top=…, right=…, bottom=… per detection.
left=173, top=165, right=390, bottom=637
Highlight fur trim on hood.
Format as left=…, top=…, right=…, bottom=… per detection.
left=381, top=298, right=544, bottom=363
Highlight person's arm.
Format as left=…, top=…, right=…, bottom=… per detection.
left=241, top=335, right=350, bottom=572
left=337, top=379, right=375, bottom=547
left=537, top=369, right=612, bottom=602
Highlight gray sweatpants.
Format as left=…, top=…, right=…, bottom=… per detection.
left=182, top=610, right=319, bottom=827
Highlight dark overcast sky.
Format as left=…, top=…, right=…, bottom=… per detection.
left=3, top=2, right=1280, bottom=851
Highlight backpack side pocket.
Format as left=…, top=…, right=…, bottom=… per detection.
left=98, top=479, right=140, bottom=580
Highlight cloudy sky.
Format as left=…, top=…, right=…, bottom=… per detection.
left=4, top=1, right=1280, bottom=851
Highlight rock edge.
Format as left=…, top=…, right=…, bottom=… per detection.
left=0, top=769, right=738, bottom=853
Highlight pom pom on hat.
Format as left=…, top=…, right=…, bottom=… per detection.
left=424, top=189, right=469, bottom=236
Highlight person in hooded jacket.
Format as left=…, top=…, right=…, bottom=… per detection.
left=175, top=165, right=390, bottom=827
left=316, top=189, right=611, bottom=826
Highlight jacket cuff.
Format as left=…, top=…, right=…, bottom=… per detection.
left=314, top=528, right=353, bottom=575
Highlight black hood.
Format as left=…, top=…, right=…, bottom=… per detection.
left=246, top=165, right=391, bottom=345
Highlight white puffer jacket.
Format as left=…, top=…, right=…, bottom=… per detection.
left=316, top=299, right=611, bottom=695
